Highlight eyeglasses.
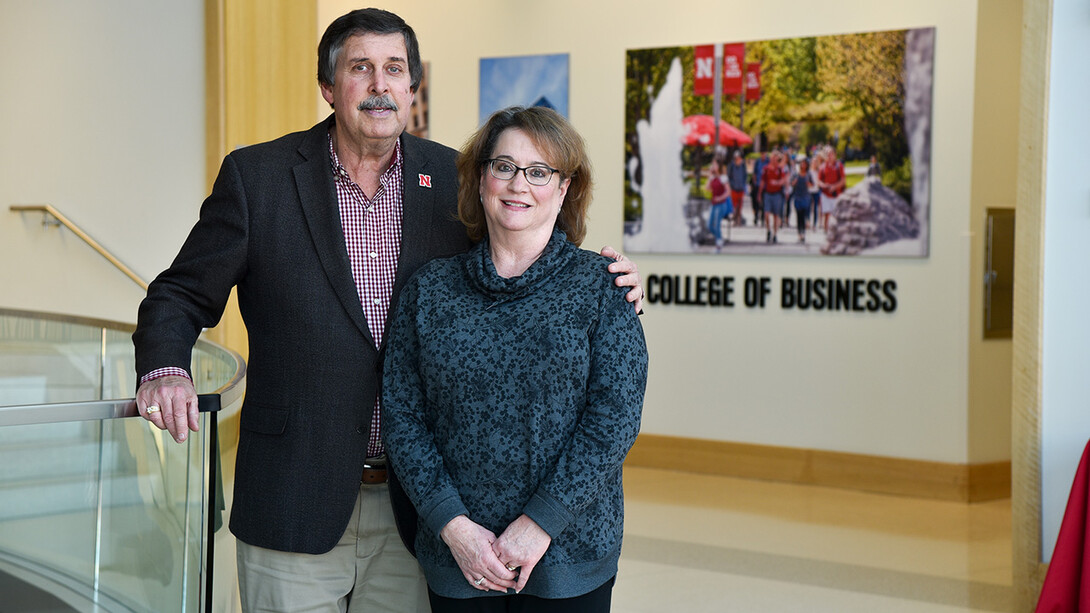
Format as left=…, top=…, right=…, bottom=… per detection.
left=486, top=159, right=560, bottom=186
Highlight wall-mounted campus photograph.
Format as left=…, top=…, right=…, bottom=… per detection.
left=479, top=53, right=570, bottom=125
left=623, top=28, right=935, bottom=257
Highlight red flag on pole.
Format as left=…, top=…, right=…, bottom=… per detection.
left=745, top=62, right=761, bottom=101
left=722, top=43, right=745, bottom=95
left=693, top=45, right=715, bottom=96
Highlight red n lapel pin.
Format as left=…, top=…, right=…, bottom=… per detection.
left=418, top=174, right=432, bottom=188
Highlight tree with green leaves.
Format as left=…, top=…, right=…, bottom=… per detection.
left=817, top=30, right=908, bottom=173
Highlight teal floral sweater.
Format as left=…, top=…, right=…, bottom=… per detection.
left=382, top=229, right=648, bottom=600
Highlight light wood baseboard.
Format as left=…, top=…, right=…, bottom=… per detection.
left=626, top=434, right=1011, bottom=502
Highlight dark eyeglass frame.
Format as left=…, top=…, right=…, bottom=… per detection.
left=485, top=159, right=561, bottom=186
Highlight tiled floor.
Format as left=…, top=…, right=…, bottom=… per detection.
left=614, top=467, right=1011, bottom=612
left=0, top=464, right=1013, bottom=612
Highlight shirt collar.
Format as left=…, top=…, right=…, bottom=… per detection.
left=328, top=132, right=403, bottom=185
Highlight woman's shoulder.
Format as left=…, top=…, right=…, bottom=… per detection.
left=566, top=247, right=613, bottom=273
left=563, top=248, right=631, bottom=302
left=408, top=251, right=470, bottom=288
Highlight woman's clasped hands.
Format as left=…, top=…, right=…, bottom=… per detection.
left=440, top=514, right=552, bottom=594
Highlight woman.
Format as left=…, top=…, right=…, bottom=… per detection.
left=817, top=146, right=846, bottom=232
left=706, top=157, right=732, bottom=251
left=791, top=157, right=812, bottom=243
left=808, top=149, right=823, bottom=231
left=866, top=154, right=882, bottom=179
left=382, top=106, right=648, bottom=612
left=781, top=153, right=794, bottom=228
left=726, top=150, right=747, bottom=225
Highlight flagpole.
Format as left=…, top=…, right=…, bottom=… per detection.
left=740, top=59, right=747, bottom=152
left=713, top=43, right=722, bottom=159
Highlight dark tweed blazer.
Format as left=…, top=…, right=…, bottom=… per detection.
left=134, top=115, right=471, bottom=554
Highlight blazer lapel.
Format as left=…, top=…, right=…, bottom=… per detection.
left=379, top=133, right=448, bottom=353
left=294, top=118, right=375, bottom=346
left=395, top=134, right=440, bottom=292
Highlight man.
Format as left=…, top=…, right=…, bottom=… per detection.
left=760, top=151, right=786, bottom=243
left=132, top=9, right=642, bottom=613
left=726, top=150, right=747, bottom=226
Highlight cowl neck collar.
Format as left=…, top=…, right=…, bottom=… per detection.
left=466, top=228, right=574, bottom=303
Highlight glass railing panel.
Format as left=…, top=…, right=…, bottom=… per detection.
left=104, top=327, right=137, bottom=400
left=2, top=309, right=243, bottom=405
left=191, top=343, right=237, bottom=395
left=0, top=411, right=212, bottom=612
left=0, top=313, right=106, bottom=404
left=0, top=308, right=246, bottom=612
left=0, top=420, right=101, bottom=595
left=95, top=414, right=211, bottom=612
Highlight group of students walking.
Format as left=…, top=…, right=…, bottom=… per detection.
left=705, top=145, right=847, bottom=249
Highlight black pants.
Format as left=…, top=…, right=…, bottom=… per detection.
left=428, top=577, right=615, bottom=613
left=795, top=202, right=810, bottom=234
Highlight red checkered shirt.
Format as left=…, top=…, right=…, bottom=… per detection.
left=330, top=134, right=404, bottom=457
left=143, top=134, right=404, bottom=458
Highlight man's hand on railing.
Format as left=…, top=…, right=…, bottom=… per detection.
left=137, top=375, right=200, bottom=443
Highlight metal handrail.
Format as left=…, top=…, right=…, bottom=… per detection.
left=10, top=204, right=149, bottom=291
left=0, top=380, right=242, bottom=427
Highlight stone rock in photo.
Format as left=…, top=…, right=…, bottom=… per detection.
left=822, top=178, right=920, bottom=255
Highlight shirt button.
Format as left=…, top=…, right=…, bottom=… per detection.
left=372, top=298, right=382, bottom=305
left=369, top=251, right=379, bottom=258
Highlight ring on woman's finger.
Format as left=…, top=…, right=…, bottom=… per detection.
left=474, top=577, right=485, bottom=586
left=506, top=564, right=518, bottom=571
left=146, top=405, right=161, bottom=415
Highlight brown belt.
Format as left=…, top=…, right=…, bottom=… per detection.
left=362, top=458, right=387, bottom=485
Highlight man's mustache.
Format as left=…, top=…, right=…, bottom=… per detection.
left=357, top=95, right=399, bottom=112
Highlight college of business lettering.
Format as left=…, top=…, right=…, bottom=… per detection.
left=646, top=275, right=897, bottom=312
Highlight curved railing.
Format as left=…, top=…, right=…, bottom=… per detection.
left=0, top=308, right=245, bottom=613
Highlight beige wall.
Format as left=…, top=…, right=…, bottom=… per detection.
left=0, top=1, right=206, bottom=323
left=0, top=0, right=1015, bottom=468
left=201, top=0, right=318, bottom=358
left=969, top=0, right=1018, bottom=463
left=319, top=0, right=1010, bottom=465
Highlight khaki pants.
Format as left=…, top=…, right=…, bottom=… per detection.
left=237, top=483, right=428, bottom=613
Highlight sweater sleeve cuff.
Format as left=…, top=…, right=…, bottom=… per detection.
left=421, top=494, right=470, bottom=537
left=523, top=491, right=575, bottom=539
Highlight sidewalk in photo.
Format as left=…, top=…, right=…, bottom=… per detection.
left=702, top=197, right=830, bottom=256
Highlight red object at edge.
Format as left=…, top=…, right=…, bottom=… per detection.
left=1036, top=440, right=1090, bottom=612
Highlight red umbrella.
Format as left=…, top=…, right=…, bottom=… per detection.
left=681, top=115, right=752, bottom=147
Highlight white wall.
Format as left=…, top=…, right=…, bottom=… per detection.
left=1040, top=0, right=1090, bottom=561
left=0, top=0, right=205, bottom=324
left=321, top=0, right=982, bottom=464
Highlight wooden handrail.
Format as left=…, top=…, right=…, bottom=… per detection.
left=10, top=204, right=149, bottom=291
